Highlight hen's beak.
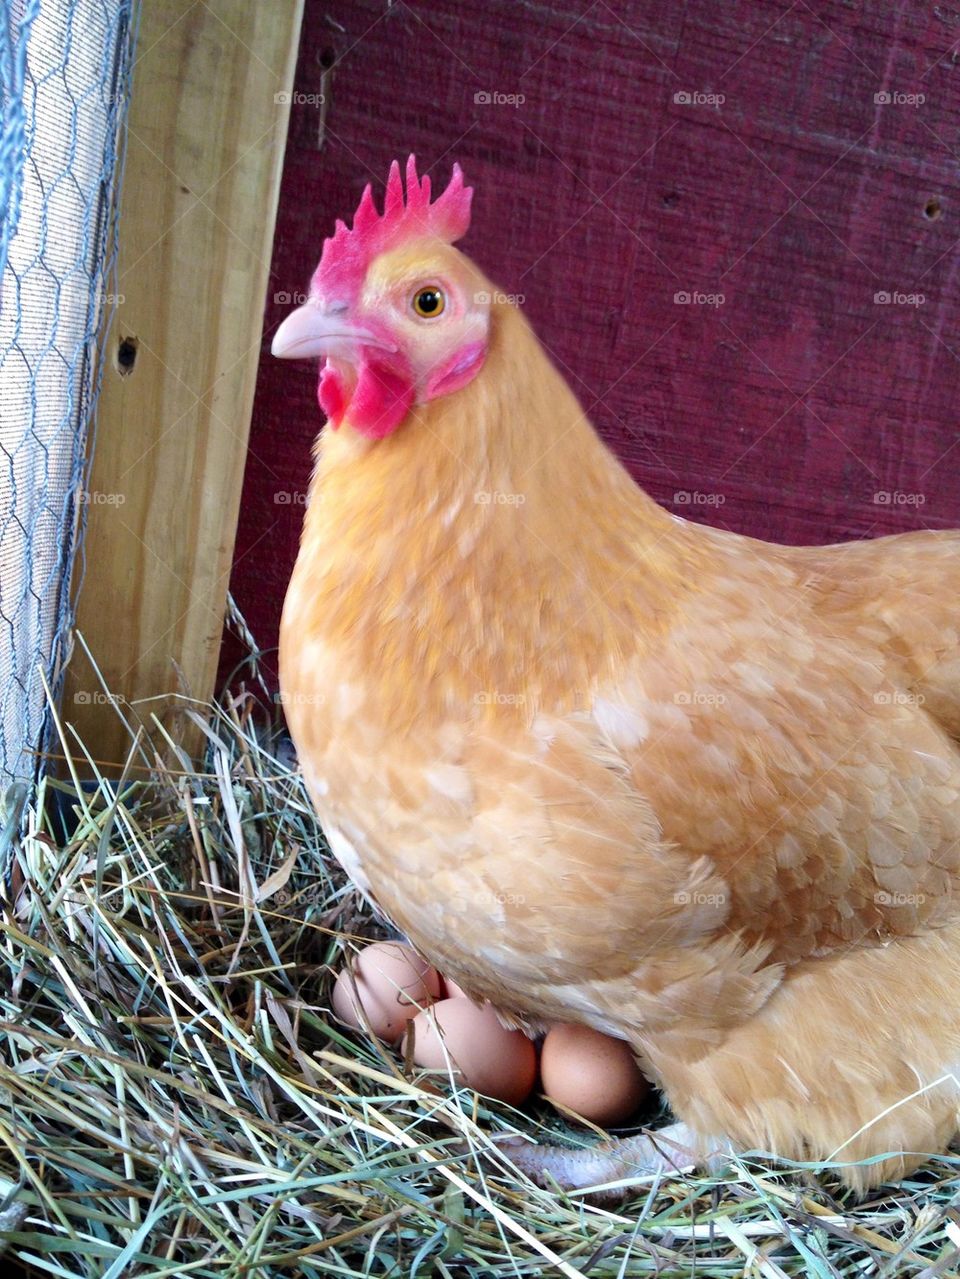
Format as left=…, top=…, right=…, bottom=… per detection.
left=271, top=302, right=395, bottom=359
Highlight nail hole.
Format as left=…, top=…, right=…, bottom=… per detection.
left=924, top=197, right=942, bottom=220
left=663, top=191, right=681, bottom=208
left=116, top=335, right=138, bottom=376
left=317, top=46, right=336, bottom=69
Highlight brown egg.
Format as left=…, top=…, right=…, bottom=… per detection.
left=411, top=998, right=537, bottom=1106
left=541, top=1023, right=649, bottom=1126
left=441, top=975, right=468, bottom=1000
left=332, top=941, right=441, bottom=1043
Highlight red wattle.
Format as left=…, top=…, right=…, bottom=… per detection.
left=349, top=356, right=415, bottom=439
left=318, top=363, right=346, bottom=427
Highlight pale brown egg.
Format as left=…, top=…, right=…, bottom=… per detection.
left=411, top=998, right=537, bottom=1105
left=540, top=1023, right=649, bottom=1126
left=441, top=975, right=468, bottom=1000
left=331, top=941, right=442, bottom=1043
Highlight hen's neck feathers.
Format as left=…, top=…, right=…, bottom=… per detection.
left=289, top=298, right=717, bottom=726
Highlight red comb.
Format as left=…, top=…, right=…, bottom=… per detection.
left=313, top=155, right=473, bottom=297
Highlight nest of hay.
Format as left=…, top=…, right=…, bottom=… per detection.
left=2, top=687, right=960, bottom=1277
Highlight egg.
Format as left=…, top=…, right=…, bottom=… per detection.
left=411, top=998, right=537, bottom=1105
left=441, top=975, right=469, bottom=1000
left=331, top=941, right=442, bottom=1043
left=540, top=1023, right=649, bottom=1126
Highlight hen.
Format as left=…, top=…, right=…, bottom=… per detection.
left=273, top=156, right=960, bottom=1192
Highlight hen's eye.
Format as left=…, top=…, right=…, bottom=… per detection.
left=412, top=286, right=445, bottom=318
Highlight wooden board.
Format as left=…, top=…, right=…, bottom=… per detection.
left=221, top=0, right=960, bottom=693
left=64, top=0, right=304, bottom=771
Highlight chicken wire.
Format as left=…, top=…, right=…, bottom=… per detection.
left=0, top=0, right=136, bottom=838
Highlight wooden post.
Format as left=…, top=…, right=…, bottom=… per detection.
left=63, top=0, right=304, bottom=773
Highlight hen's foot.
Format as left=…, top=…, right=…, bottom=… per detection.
left=495, top=1121, right=708, bottom=1199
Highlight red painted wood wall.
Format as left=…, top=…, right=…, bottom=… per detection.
left=222, top=0, right=960, bottom=689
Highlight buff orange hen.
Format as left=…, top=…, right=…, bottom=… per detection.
left=273, top=156, right=960, bottom=1193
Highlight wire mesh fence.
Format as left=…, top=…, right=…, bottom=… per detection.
left=0, top=0, right=136, bottom=843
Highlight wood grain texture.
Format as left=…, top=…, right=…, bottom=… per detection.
left=223, top=0, right=960, bottom=690
left=65, top=0, right=304, bottom=768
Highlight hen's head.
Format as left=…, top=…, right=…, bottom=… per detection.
left=272, top=156, right=491, bottom=439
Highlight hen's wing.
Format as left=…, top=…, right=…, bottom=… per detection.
left=796, top=528, right=960, bottom=740
left=601, top=538, right=960, bottom=965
